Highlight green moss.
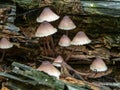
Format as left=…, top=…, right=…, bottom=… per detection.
left=11, top=0, right=39, bottom=9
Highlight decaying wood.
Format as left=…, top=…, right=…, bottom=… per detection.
left=39, top=55, right=112, bottom=80
left=96, top=82, right=120, bottom=88
left=81, top=0, right=120, bottom=17
left=0, top=62, right=111, bottom=90
left=62, top=77, right=111, bottom=90
left=62, top=77, right=99, bottom=90
left=0, top=1, right=120, bottom=90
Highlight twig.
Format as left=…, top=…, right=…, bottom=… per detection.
left=97, top=82, right=120, bottom=88
left=39, top=55, right=54, bottom=61
left=39, top=55, right=89, bottom=80
left=62, top=61, right=89, bottom=77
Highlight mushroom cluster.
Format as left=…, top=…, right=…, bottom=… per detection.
left=35, top=7, right=61, bottom=79
left=35, top=7, right=109, bottom=79
left=0, top=5, right=110, bottom=81
left=35, top=7, right=59, bottom=56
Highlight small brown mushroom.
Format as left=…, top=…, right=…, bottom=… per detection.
left=0, top=37, right=13, bottom=62
left=90, top=58, right=108, bottom=72
left=58, top=34, right=71, bottom=55
left=36, top=7, right=60, bottom=23
left=59, top=34, right=71, bottom=47
left=66, top=31, right=91, bottom=61
left=53, top=55, right=64, bottom=67
left=58, top=16, right=76, bottom=36
left=37, top=61, right=61, bottom=79
left=71, top=31, right=91, bottom=45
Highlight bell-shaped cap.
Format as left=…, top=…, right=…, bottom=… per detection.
left=53, top=55, right=64, bottom=67
left=58, top=34, right=71, bottom=47
left=37, top=61, right=61, bottom=79
left=0, top=38, right=13, bottom=49
left=58, top=16, right=76, bottom=30
left=71, top=31, right=91, bottom=45
left=35, top=22, right=57, bottom=37
left=36, top=7, right=60, bottom=23
left=90, top=58, right=108, bottom=72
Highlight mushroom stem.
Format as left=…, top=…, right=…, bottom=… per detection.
left=41, top=38, right=48, bottom=56
left=0, top=49, right=6, bottom=62
left=50, top=36, right=55, bottom=49
left=66, top=31, right=68, bottom=36
left=65, top=47, right=76, bottom=61
left=46, top=37, right=51, bottom=52
left=43, top=37, right=54, bottom=56
left=43, top=40, right=48, bottom=55
left=61, top=47, right=65, bottom=56
left=50, top=36, right=55, bottom=56
left=45, top=37, right=54, bottom=57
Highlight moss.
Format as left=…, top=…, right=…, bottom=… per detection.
left=11, top=0, right=39, bottom=9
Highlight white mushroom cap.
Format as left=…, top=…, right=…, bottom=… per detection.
left=0, top=38, right=13, bottom=49
left=71, top=31, right=91, bottom=45
left=90, top=58, right=108, bottom=72
left=36, top=7, right=60, bottom=23
left=58, top=34, right=71, bottom=47
left=53, top=55, right=64, bottom=67
left=35, top=22, right=57, bottom=37
left=37, top=61, right=61, bottom=79
left=58, top=16, right=76, bottom=30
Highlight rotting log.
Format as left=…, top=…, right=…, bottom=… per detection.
left=10, top=0, right=83, bottom=14
left=81, top=0, right=120, bottom=17
left=2, top=0, right=119, bottom=33
left=9, top=0, right=120, bottom=17
left=8, top=0, right=120, bottom=33
left=0, top=62, right=110, bottom=90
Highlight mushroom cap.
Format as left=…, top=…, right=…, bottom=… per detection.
left=58, top=34, right=71, bottom=47
left=37, top=61, right=61, bottom=79
left=53, top=55, right=64, bottom=67
left=71, top=31, right=91, bottom=45
left=58, top=16, right=76, bottom=30
left=36, top=7, right=60, bottom=23
left=35, top=22, right=57, bottom=37
left=90, top=58, right=108, bottom=72
left=0, top=38, right=13, bottom=49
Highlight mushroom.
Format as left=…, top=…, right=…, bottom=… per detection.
left=35, top=22, right=57, bottom=56
left=71, top=31, right=91, bottom=45
left=53, top=55, right=64, bottom=67
left=58, top=34, right=71, bottom=55
left=36, top=7, right=60, bottom=55
left=36, top=7, right=60, bottom=23
left=66, top=31, right=91, bottom=61
left=90, top=58, right=108, bottom=72
left=58, top=16, right=76, bottom=36
left=59, top=34, right=71, bottom=47
left=0, top=37, right=13, bottom=62
left=37, top=61, right=61, bottom=79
